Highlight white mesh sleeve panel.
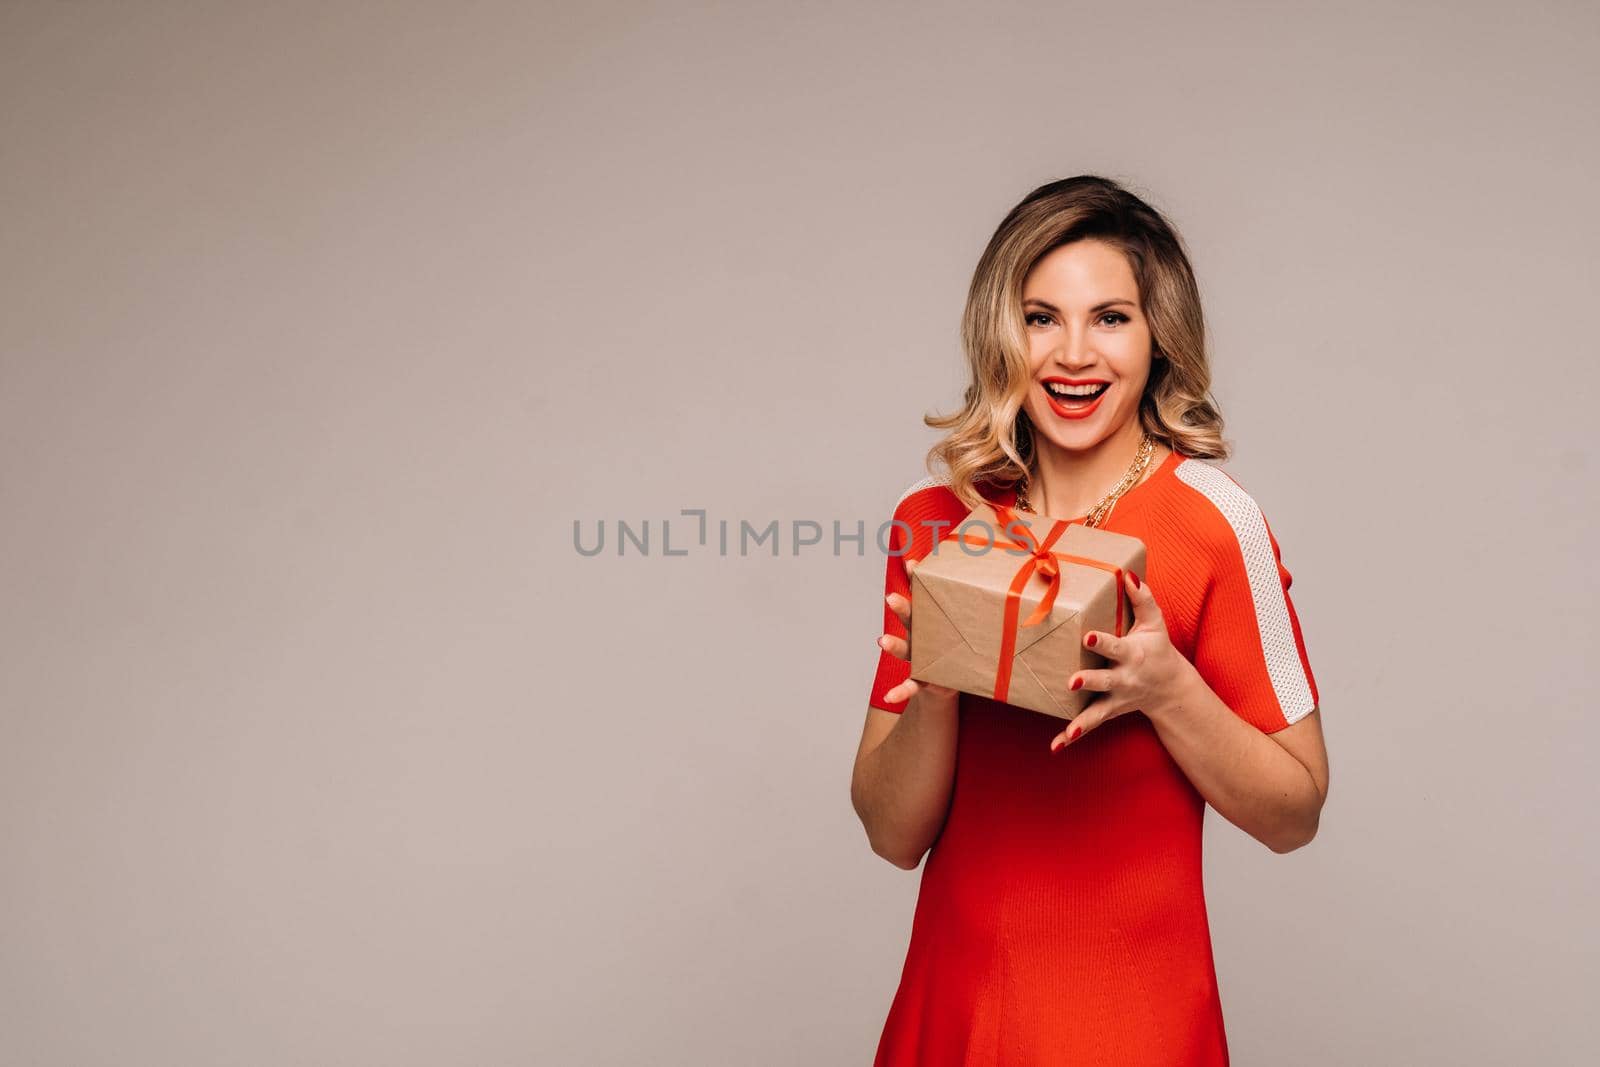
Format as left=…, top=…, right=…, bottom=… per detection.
left=893, top=474, right=946, bottom=511
left=1174, top=459, right=1317, bottom=726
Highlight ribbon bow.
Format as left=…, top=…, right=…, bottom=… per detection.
left=941, top=502, right=1129, bottom=704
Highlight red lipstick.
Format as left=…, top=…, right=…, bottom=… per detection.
left=1040, top=377, right=1111, bottom=420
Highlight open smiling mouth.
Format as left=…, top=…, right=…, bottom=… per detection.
left=1042, top=380, right=1111, bottom=416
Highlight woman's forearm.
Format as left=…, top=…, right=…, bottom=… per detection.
left=852, top=691, right=961, bottom=869
left=1145, top=664, right=1323, bottom=853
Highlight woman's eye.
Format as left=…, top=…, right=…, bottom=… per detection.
left=1027, top=311, right=1128, bottom=327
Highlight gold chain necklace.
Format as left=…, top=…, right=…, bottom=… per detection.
left=1014, top=433, right=1155, bottom=528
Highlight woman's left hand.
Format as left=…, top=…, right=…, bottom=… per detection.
left=1049, top=569, right=1196, bottom=752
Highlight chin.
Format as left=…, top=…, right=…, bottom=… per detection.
left=1026, top=405, right=1129, bottom=453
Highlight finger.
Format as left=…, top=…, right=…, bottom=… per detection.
left=1049, top=721, right=1077, bottom=751
left=1053, top=672, right=1116, bottom=750
left=1050, top=697, right=1100, bottom=751
left=883, top=677, right=958, bottom=706
left=1125, top=569, right=1165, bottom=629
left=883, top=677, right=921, bottom=705
left=1069, top=668, right=1116, bottom=694
left=885, top=591, right=911, bottom=630
left=1053, top=701, right=1115, bottom=750
left=877, top=633, right=909, bottom=662
left=1082, top=628, right=1127, bottom=662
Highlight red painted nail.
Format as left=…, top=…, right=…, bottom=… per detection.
left=1085, top=632, right=1097, bottom=648
left=1070, top=677, right=1083, bottom=691
left=1130, top=571, right=1141, bottom=589
left=1050, top=739, right=1065, bottom=754
left=1069, top=725, right=1082, bottom=741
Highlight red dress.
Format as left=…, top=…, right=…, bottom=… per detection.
left=867, top=448, right=1320, bottom=1066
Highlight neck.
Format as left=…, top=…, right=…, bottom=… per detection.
left=1029, top=422, right=1154, bottom=520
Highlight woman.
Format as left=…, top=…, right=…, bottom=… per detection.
left=850, top=175, right=1330, bottom=1065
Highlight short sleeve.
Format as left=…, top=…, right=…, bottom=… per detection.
left=867, top=486, right=954, bottom=714
left=1189, top=501, right=1320, bottom=734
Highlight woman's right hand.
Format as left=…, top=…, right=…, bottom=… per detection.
left=879, top=556, right=962, bottom=707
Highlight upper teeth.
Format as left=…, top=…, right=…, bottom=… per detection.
left=1046, top=382, right=1105, bottom=397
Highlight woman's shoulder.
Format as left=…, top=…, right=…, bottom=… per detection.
left=889, top=472, right=958, bottom=521
left=1166, top=454, right=1270, bottom=523
left=1160, top=453, right=1290, bottom=570
left=888, top=471, right=1012, bottom=525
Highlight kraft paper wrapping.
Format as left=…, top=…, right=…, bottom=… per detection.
left=908, top=501, right=1147, bottom=720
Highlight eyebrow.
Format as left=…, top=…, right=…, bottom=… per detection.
left=1022, top=298, right=1138, bottom=313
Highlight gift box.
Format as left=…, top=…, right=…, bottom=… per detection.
left=908, top=501, right=1147, bottom=720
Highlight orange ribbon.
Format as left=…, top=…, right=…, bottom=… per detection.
left=941, top=503, right=1131, bottom=704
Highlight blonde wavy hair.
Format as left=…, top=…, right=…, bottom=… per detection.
left=927, top=175, right=1230, bottom=509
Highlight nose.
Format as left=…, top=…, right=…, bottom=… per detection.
left=1050, top=323, right=1099, bottom=371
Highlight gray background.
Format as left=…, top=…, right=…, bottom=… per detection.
left=3, top=1, right=1596, bottom=1063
